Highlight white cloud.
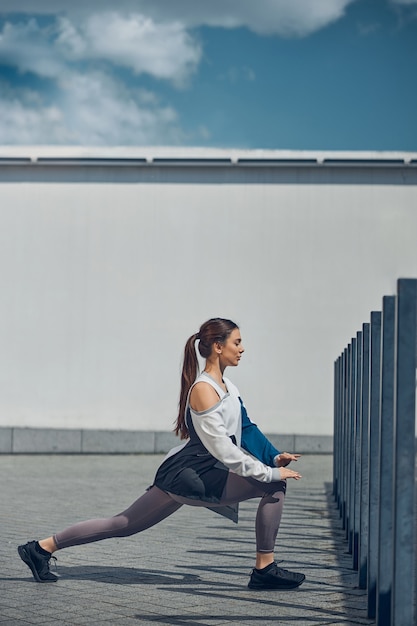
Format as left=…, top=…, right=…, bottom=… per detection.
left=1, top=0, right=358, bottom=37
left=218, top=66, right=256, bottom=84
left=58, top=72, right=181, bottom=144
left=357, top=21, right=381, bottom=36
left=0, top=72, right=183, bottom=145
left=56, top=13, right=201, bottom=85
left=0, top=84, right=66, bottom=144
left=0, top=14, right=200, bottom=85
left=150, top=0, right=358, bottom=37
left=0, top=18, right=65, bottom=78
left=0, top=12, right=196, bottom=144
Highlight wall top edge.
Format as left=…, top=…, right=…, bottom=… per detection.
left=0, top=146, right=416, bottom=167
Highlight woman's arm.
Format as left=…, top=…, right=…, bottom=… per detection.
left=240, top=399, right=280, bottom=466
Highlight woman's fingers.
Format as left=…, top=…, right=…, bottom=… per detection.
left=285, top=453, right=301, bottom=461
left=280, top=467, right=302, bottom=480
left=277, top=452, right=302, bottom=467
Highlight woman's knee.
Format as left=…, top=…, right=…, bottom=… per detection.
left=266, top=480, right=286, bottom=497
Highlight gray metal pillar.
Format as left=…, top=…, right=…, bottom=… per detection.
left=359, top=322, right=370, bottom=590
left=353, top=330, right=362, bottom=571
left=333, top=359, right=339, bottom=500
left=376, top=295, right=396, bottom=626
left=368, top=311, right=382, bottom=619
left=342, top=347, right=349, bottom=531
left=348, top=338, right=357, bottom=553
left=391, top=278, right=417, bottom=626
left=334, top=355, right=343, bottom=509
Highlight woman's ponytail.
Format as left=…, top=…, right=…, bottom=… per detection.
left=175, top=333, right=199, bottom=439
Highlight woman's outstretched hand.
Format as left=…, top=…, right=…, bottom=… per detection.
left=279, top=467, right=302, bottom=480
left=275, top=452, right=301, bottom=467
left=275, top=452, right=302, bottom=479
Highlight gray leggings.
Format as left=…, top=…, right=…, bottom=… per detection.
left=54, top=473, right=286, bottom=553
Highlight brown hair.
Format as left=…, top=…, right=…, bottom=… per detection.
left=174, top=317, right=239, bottom=439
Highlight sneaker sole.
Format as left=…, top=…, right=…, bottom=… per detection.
left=17, top=545, right=57, bottom=583
left=248, top=581, right=304, bottom=590
left=248, top=575, right=305, bottom=590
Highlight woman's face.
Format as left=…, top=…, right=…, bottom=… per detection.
left=218, top=328, right=245, bottom=368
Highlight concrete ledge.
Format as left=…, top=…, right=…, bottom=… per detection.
left=81, top=430, right=155, bottom=453
left=0, top=427, right=12, bottom=453
left=0, top=427, right=333, bottom=454
left=12, top=428, right=82, bottom=453
left=295, top=434, right=333, bottom=454
left=267, top=434, right=295, bottom=452
left=154, top=431, right=181, bottom=453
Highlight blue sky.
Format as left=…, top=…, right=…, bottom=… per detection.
left=0, top=0, right=416, bottom=150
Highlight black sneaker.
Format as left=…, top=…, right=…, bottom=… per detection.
left=18, top=541, right=58, bottom=583
left=248, top=562, right=305, bottom=590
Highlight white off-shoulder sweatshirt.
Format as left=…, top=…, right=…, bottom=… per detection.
left=188, top=372, right=283, bottom=483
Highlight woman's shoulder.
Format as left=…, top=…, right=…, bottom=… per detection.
left=189, top=380, right=222, bottom=413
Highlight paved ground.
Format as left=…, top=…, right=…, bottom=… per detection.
left=1, top=454, right=373, bottom=625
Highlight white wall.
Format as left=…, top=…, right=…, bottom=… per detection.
left=0, top=148, right=416, bottom=435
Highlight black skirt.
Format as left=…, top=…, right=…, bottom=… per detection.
left=154, top=438, right=229, bottom=504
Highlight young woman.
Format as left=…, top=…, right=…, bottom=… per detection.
left=18, top=318, right=305, bottom=590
